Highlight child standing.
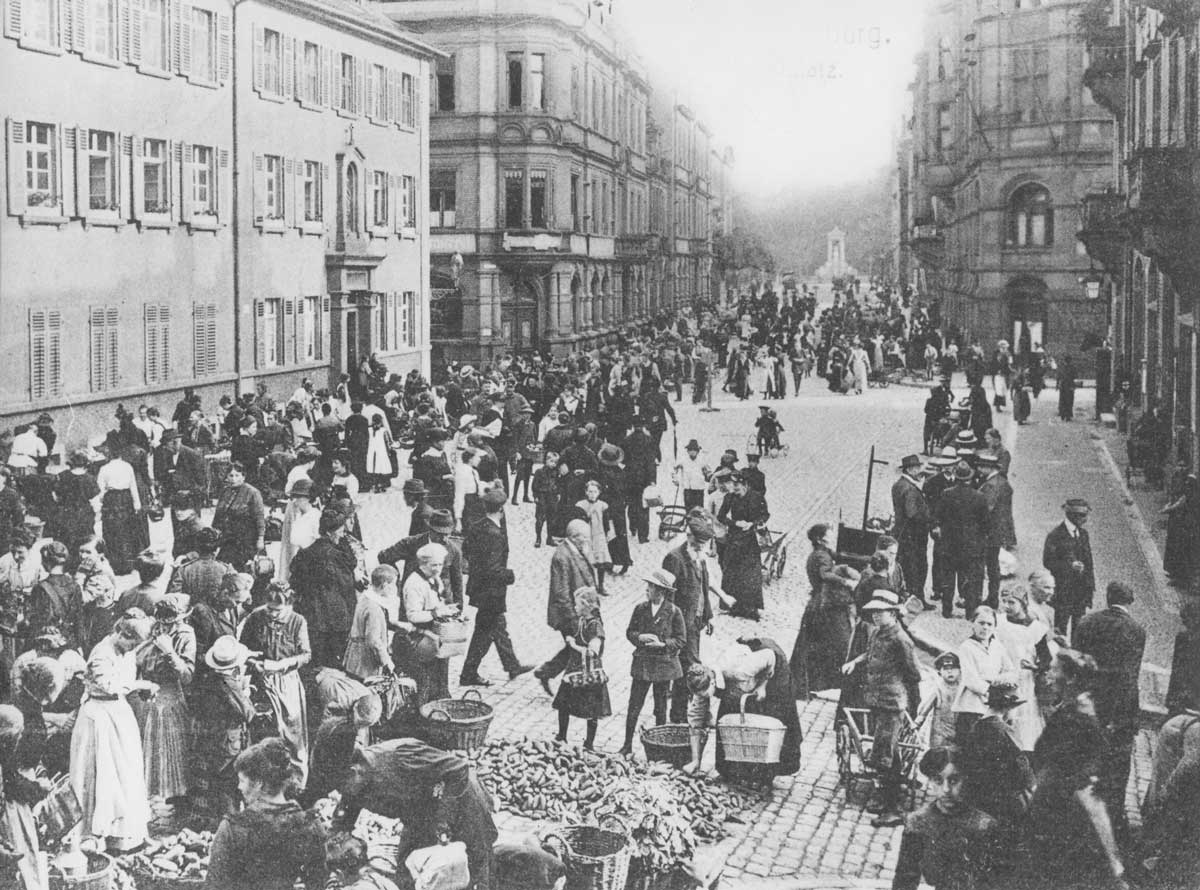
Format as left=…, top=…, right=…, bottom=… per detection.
left=754, top=406, right=772, bottom=456
left=918, top=651, right=962, bottom=749
left=576, top=480, right=612, bottom=596
left=683, top=663, right=715, bottom=774
left=552, top=586, right=611, bottom=749
left=531, top=451, right=561, bottom=548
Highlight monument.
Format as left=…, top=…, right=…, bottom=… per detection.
left=814, top=227, right=858, bottom=281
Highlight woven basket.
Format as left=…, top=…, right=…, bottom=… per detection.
left=49, top=853, right=114, bottom=890
left=419, top=688, right=494, bottom=751
left=126, top=869, right=206, bottom=890
left=717, top=711, right=785, bottom=764
left=541, top=815, right=631, bottom=890
left=639, top=723, right=692, bottom=768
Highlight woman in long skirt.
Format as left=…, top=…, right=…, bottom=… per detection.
left=792, top=542, right=860, bottom=699
left=1162, top=473, right=1200, bottom=585
left=70, top=610, right=156, bottom=852
left=50, top=451, right=100, bottom=555
left=96, top=449, right=148, bottom=576
left=239, top=581, right=311, bottom=788
left=715, top=637, right=802, bottom=786
left=133, top=595, right=195, bottom=803
left=716, top=474, right=767, bottom=620
left=0, top=702, right=45, bottom=890
left=364, top=415, right=394, bottom=493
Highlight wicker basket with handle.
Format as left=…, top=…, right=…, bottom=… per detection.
left=540, top=815, right=631, bottom=890
left=419, top=688, right=494, bottom=751
left=716, top=693, right=786, bottom=763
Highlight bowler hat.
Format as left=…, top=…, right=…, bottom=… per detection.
left=641, top=567, right=677, bottom=592
left=427, top=510, right=454, bottom=534
left=403, top=479, right=427, bottom=496
left=160, top=428, right=180, bottom=443
left=900, top=454, right=922, bottom=471
left=685, top=439, right=701, bottom=452
left=975, top=453, right=999, bottom=467
left=986, top=679, right=1025, bottom=711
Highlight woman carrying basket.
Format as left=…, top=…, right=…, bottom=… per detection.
left=551, top=586, right=611, bottom=750
left=714, top=637, right=802, bottom=786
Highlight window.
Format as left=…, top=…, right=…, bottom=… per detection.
left=262, top=28, right=281, bottom=94
left=401, top=291, right=417, bottom=347
left=370, top=64, right=385, bottom=119
left=430, top=170, right=456, bottom=227
left=192, top=145, right=215, bottom=215
left=371, top=170, right=387, bottom=228
left=401, top=72, right=415, bottom=126
left=89, top=305, right=119, bottom=392
left=142, top=0, right=166, bottom=69
left=1168, top=39, right=1182, bottom=143
left=302, top=42, right=320, bottom=104
left=600, top=181, right=608, bottom=233
left=23, top=121, right=56, bottom=206
left=401, top=174, right=415, bottom=227
left=28, top=309, right=62, bottom=401
left=935, top=103, right=953, bottom=154
left=531, top=53, right=545, bottom=110
left=571, top=67, right=580, bottom=119
left=530, top=170, right=547, bottom=228
left=303, top=160, right=322, bottom=222
left=86, top=0, right=116, bottom=58
left=507, top=52, right=522, bottom=108
left=340, top=53, right=355, bottom=113
left=87, top=130, right=116, bottom=211
left=264, top=154, right=283, bottom=219
left=193, top=303, right=218, bottom=376
left=1011, top=47, right=1048, bottom=123
left=1007, top=183, right=1053, bottom=248
left=191, top=7, right=215, bottom=81
left=436, top=57, right=455, bottom=111
left=570, top=172, right=580, bottom=231
left=345, top=163, right=359, bottom=233
left=301, top=296, right=319, bottom=360
left=144, top=303, right=171, bottom=384
left=142, top=138, right=167, bottom=214
left=22, top=0, right=56, bottom=44
left=504, top=169, right=523, bottom=228
left=257, top=298, right=281, bottom=367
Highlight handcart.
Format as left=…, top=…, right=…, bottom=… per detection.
left=835, top=446, right=892, bottom=570
left=834, top=707, right=926, bottom=803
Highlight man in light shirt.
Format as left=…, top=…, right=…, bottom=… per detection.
left=6, top=425, right=47, bottom=475
left=673, top=439, right=711, bottom=511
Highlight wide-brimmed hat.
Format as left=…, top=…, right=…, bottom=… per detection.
left=403, top=479, right=427, bottom=496
left=986, top=679, right=1025, bottom=711
left=641, top=567, right=677, bottom=592
left=288, top=478, right=314, bottom=498
left=598, top=444, right=624, bottom=466
left=684, top=439, right=701, bottom=452
left=205, top=636, right=254, bottom=672
left=427, top=510, right=454, bottom=534
left=953, top=462, right=976, bottom=482
left=975, top=453, right=999, bottom=467
left=457, top=415, right=477, bottom=431
left=954, top=431, right=978, bottom=448
left=862, top=589, right=902, bottom=612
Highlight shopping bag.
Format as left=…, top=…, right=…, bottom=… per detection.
left=405, top=840, right=470, bottom=890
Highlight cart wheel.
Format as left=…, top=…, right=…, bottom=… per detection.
left=775, top=546, right=788, bottom=578
left=835, top=723, right=852, bottom=780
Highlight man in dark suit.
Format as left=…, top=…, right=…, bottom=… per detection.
left=1042, top=498, right=1096, bottom=639
left=155, top=429, right=208, bottom=512
left=923, top=450, right=957, bottom=603
left=533, top=519, right=596, bottom=695
left=662, top=516, right=715, bottom=722
left=377, top=509, right=463, bottom=607
left=623, top=421, right=658, bottom=544
left=1074, top=580, right=1146, bottom=835
left=976, top=453, right=1015, bottom=609
left=931, top=461, right=988, bottom=618
left=891, top=454, right=931, bottom=604
left=460, top=489, right=532, bottom=686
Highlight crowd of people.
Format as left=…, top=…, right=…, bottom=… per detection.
left=0, top=283, right=1192, bottom=890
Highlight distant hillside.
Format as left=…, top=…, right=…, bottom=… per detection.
left=738, top=170, right=894, bottom=277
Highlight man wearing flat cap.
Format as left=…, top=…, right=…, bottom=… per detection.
left=891, top=454, right=932, bottom=605
left=1042, top=499, right=1095, bottom=639
left=662, top=514, right=716, bottom=722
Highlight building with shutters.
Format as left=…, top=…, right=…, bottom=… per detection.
left=1, top=0, right=440, bottom=446
left=381, top=0, right=725, bottom=363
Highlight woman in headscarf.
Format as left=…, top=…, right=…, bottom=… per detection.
left=134, top=594, right=196, bottom=806
left=240, top=581, right=312, bottom=787
left=96, top=442, right=148, bottom=575
left=714, top=636, right=802, bottom=786
left=790, top=523, right=860, bottom=698
left=70, top=608, right=156, bottom=853
left=75, top=537, right=118, bottom=655
left=715, top=472, right=768, bottom=620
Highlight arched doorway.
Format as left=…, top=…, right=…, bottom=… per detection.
left=590, top=272, right=601, bottom=327
left=1007, top=276, right=1047, bottom=360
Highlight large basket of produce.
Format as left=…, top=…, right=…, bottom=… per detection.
left=541, top=815, right=631, bottom=890
left=639, top=724, right=692, bottom=769
left=420, top=688, right=494, bottom=751
left=717, top=711, right=785, bottom=764
left=48, top=852, right=114, bottom=890
left=122, top=829, right=213, bottom=889
left=433, top=616, right=470, bottom=658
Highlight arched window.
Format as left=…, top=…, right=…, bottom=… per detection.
left=345, top=163, right=359, bottom=235
left=1006, top=183, right=1053, bottom=248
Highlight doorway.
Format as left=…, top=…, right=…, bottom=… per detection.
left=345, top=309, right=358, bottom=376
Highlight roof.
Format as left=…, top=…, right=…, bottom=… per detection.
left=268, top=0, right=447, bottom=58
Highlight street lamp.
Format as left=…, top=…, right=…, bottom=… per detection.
left=1078, top=268, right=1104, bottom=301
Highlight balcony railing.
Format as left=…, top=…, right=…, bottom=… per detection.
left=1127, top=147, right=1197, bottom=218
left=1083, top=26, right=1126, bottom=119
left=1077, top=190, right=1127, bottom=272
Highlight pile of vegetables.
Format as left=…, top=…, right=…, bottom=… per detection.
left=120, top=828, right=213, bottom=882
left=469, top=738, right=758, bottom=874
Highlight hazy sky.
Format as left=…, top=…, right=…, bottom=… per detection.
left=617, top=0, right=930, bottom=196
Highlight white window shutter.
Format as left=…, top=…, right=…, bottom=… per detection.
left=355, top=56, right=364, bottom=115
left=366, top=63, right=377, bottom=119
left=391, top=174, right=401, bottom=235
left=320, top=46, right=331, bottom=107
left=130, top=136, right=144, bottom=220
left=284, top=297, right=296, bottom=365
left=216, top=12, right=230, bottom=82
left=73, top=126, right=88, bottom=218
left=320, top=296, right=330, bottom=361
left=177, top=140, right=191, bottom=222
left=144, top=303, right=158, bottom=383
left=4, top=0, right=21, bottom=39
left=159, top=303, right=171, bottom=380
left=29, top=309, right=45, bottom=401
left=173, top=0, right=189, bottom=76
left=282, top=34, right=294, bottom=99
left=284, top=157, right=297, bottom=227
left=118, top=0, right=131, bottom=61
left=290, top=157, right=301, bottom=230
left=254, top=300, right=265, bottom=369
left=89, top=307, right=105, bottom=391
left=128, top=0, right=141, bottom=63
left=216, top=147, right=229, bottom=224
left=252, top=153, right=263, bottom=223
left=116, top=132, right=129, bottom=220
left=5, top=119, right=26, bottom=216
left=105, top=305, right=119, bottom=388
left=71, top=0, right=84, bottom=52
left=251, top=22, right=263, bottom=92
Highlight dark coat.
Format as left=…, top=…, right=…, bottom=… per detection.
left=978, top=472, right=1016, bottom=548
left=206, top=801, right=327, bottom=890
left=291, top=536, right=359, bottom=633
left=622, top=429, right=658, bottom=490
left=1042, top=522, right=1096, bottom=613
left=864, top=622, right=922, bottom=712
left=153, top=444, right=208, bottom=500
left=546, top=540, right=595, bottom=634
left=625, top=599, right=685, bottom=682
left=464, top=517, right=513, bottom=612
left=1073, top=606, right=1146, bottom=729
left=661, top=543, right=713, bottom=663
left=891, top=475, right=931, bottom=543
left=934, top=483, right=988, bottom=562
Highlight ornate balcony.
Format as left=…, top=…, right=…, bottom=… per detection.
left=1143, top=0, right=1200, bottom=33
left=1083, top=26, right=1126, bottom=119
left=1077, top=190, right=1127, bottom=273
left=1125, top=147, right=1200, bottom=285
left=908, top=222, right=943, bottom=267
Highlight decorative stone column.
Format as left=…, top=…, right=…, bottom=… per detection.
left=477, top=262, right=501, bottom=347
